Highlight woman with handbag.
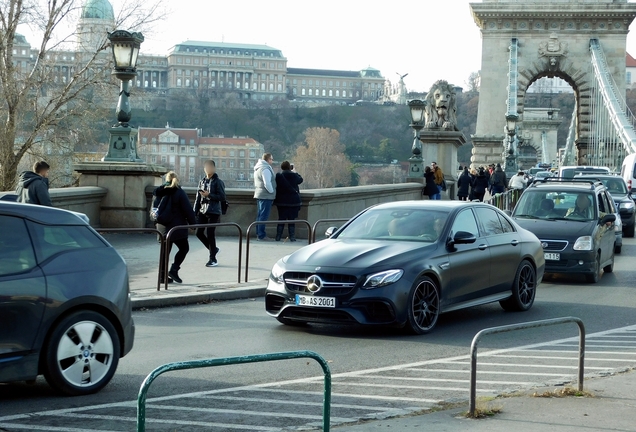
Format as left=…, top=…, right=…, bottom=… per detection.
left=153, top=171, right=196, bottom=284
left=274, top=161, right=303, bottom=242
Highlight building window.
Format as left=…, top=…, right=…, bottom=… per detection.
left=239, top=150, right=245, bottom=157
left=142, top=137, right=148, bottom=144
left=161, top=156, right=167, bottom=163
left=250, top=150, right=256, bottom=158
left=151, top=145, right=157, bottom=152
left=230, top=160, right=235, bottom=168
left=308, top=89, right=313, bottom=96
left=329, top=89, right=333, bottom=97
left=176, top=78, right=182, bottom=86
left=170, top=146, right=175, bottom=153
left=239, top=161, right=245, bottom=168
left=190, top=146, right=196, bottom=153
left=336, top=90, right=340, bottom=97
left=230, top=150, right=235, bottom=157
left=180, top=146, right=186, bottom=153
left=151, top=156, right=157, bottom=163
left=301, top=88, right=306, bottom=96
left=161, top=145, right=167, bottom=153
left=322, top=89, right=326, bottom=96
left=628, top=71, right=632, bottom=84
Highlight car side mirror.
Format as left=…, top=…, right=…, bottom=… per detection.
left=325, top=226, right=339, bottom=238
left=447, top=230, right=477, bottom=250
left=600, top=214, right=616, bottom=225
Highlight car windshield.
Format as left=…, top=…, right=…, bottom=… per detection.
left=600, top=178, right=628, bottom=195
left=337, top=208, right=449, bottom=242
left=513, top=190, right=597, bottom=221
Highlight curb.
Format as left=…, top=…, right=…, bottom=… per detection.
left=131, top=286, right=266, bottom=309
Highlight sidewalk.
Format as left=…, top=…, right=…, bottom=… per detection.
left=101, top=233, right=310, bottom=309
left=336, top=369, right=636, bottom=431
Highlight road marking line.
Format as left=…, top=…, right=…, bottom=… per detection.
left=346, top=375, right=533, bottom=386
left=441, top=361, right=609, bottom=370
left=244, top=388, right=439, bottom=404
left=587, top=335, right=636, bottom=339
left=489, top=354, right=636, bottom=362
left=197, top=395, right=393, bottom=411
left=557, top=344, right=636, bottom=349
left=330, top=382, right=496, bottom=392
left=512, top=349, right=636, bottom=355
left=404, top=368, right=568, bottom=377
left=52, top=412, right=277, bottom=431
left=0, top=424, right=120, bottom=432
left=144, top=404, right=355, bottom=423
left=3, top=323, right=635, bottom=423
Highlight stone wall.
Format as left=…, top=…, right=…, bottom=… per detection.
left=145, top=183, right=424, bottom=239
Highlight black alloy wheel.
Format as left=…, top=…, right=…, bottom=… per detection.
left=405, top=276, right=440, bottom=335
left=586, top=253, right=601, bottom=283
left=500, top=260, right=537, bottom=312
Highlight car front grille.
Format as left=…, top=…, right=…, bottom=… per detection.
left=540, top=239, right=568, bottom=251
left=284, top=272, right=358, bottom=296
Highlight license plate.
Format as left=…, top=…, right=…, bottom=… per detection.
left=545, top=253, right=560, bottom=261
left=295, top=294, right=336, bottom=308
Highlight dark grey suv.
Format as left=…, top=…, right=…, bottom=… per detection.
left=0, top=201, right=134, bottom=395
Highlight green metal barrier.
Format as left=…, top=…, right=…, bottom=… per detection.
left=137, top=350, right=332, bottom=432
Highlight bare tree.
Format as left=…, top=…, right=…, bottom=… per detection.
left=465, top=71, right=480, bottom=94
left=294, top=127, right=352, bottom=189
left=0, top=0, right=165, bottom=191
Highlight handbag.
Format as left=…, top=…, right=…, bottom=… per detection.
left=221, top=200, right=229, bottom=215
left=441, top=178, right=447, bottom=192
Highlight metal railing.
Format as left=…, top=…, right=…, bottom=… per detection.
left=469, top=317, right=586, bottom=417
left=97, top=228, right=166, bottom=291
left=244, top=220, right=312, bottom=282
left=136, top=350, right=332, bottom=432
left=485, top=189, right=521, bottom=212
left=311, top=218, right=350, bottom=243
left=164, top=222, right=243, bottom=289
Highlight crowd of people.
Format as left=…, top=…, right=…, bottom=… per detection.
left=424, top=161, right=533, bottom=202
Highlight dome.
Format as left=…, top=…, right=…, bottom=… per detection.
left=81, top=0, right=115, bottom=20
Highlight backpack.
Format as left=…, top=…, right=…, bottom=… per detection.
left=150, top=193, right=175, bottom=226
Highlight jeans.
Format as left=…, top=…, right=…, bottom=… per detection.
left=196, top=213, right=220, bottom=260
left=432, top=185, right=442, bottom=200
left=256, top=199, right=274, bottom=239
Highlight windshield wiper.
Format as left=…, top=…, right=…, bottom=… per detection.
left=514, top=214, right=540, bottom=219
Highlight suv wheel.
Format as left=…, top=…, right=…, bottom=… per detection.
left=500, top=260, right=537, bottom=312
left=585, top=254, right=601, bottom=284
left=43, top=310, right=120, bottom=396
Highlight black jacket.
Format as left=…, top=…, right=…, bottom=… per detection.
left=490, top=168, right=507, bottom=188
left=274, top=170, right=303, bottom=207
left=472, top=174, right=489, bottom=194
left=457, top=171, right=471, bottom=197
left=153, top=185, right=196, bottom=240
left=194, top=174, right=226, bottom=216
left=423, top=171, right=438, bottom=197
left=16, top=171, right=52, bottom=206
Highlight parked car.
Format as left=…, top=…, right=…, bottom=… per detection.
left=511, top=178, right=616, bottom=283
left=0, top=201, right=134, bottom=395
left=576, top=174, right=635, bottom=238
left=558, top=165, right=611, bottom=179
left=620, top=153, right=636, bottom=197
left=265, top=201, right=545, bottom=334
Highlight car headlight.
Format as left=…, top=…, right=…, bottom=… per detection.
left=573, top=236, right=593, bottom=251
left=620, top=201, right=635, bottom=210
left=363, top=269, right=404, bottom=289
left=270, top=260, right=285, bottom=284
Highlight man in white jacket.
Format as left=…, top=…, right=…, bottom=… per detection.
left=509, top=171, right=528, bottom=190
left=253, top=153, right=277, bottom=241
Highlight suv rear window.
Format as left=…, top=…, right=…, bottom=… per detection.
left=27, top=223, right=106, bottom=262
left=0, top=215, right=37, bottom=276
left=513, top=190, right=597, bottom=221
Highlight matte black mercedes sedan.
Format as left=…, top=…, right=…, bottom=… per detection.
left=0, top=201, right=134, bottom=395
left=266, top=201, right=545, bottom=334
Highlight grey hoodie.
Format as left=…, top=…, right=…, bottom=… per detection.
left=253, top=159, right=276, bottom=200
left=16, top=171, right=52, bottom=206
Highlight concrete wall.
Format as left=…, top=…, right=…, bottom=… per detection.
left=145, top=183, right=424, bottom=239
left=0, top=187, right=107, bottom=227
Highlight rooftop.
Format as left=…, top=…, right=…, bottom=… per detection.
left=627, top=52, right=636, bottom=67
left=170, top=41, right=284, bottom=58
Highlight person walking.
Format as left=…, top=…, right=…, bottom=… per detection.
left=16, top=161, right=52, bottom=206
left=253, top=153, right=277, bottom=241
left=472, top=167, right=490, bottom=202
left=431, top=161, right=444, bottom=200
left=489, top=163, right=508, bottom=195
left=468, top=168, right=478, bottom=201
left=274, top=161, right=303, bottom=242
left=457, top=166, right=471, bottom=201
left=194, top=160, right=226, bottom=267
left=153, top=171, right=196, bottom=284
left=423, top=166, right=439, bottom=200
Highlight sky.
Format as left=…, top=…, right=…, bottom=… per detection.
left=15, top=0, right=636, bottom=92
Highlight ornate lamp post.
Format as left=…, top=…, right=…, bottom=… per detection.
left=407, top=99, right=426, bottom=178
left=504, top=113, right=519, bottom=174
left=103, top=30, right=145, bottom=162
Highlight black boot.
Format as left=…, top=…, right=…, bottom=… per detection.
left=275, top=224, right=284, bottom=242
left=288, top=224, right=296, bottom=242
left=168, top=265, right=182, bottom=284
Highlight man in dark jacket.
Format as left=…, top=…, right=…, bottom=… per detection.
left=472, top=168, right=490, bottom=202
left=16, top=161, right=52, bottom=206
left=193, top=160, right=226, bottom=267
left=489, top=163, right=508, bottom=195
left=457, top=166, right=471, bottom=201
left=274, top=161, right=303, bottom=241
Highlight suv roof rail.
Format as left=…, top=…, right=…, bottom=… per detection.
left=529, top=177, right=602, bottom=190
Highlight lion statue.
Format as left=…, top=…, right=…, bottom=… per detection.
left=424, top=80, right=458, bottom=131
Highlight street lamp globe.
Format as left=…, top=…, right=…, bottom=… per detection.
left=108, top=30, right=144, bottom=71
left=505, top=113, right=519, bottom=136
left=408, top=99, right=426, bottom=125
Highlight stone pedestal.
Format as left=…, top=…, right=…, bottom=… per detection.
left=470, top=135, right=505, bottom=169
left=75, top=162, right=167, bottom=228
left=419, top=130, right=465, bottom=200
